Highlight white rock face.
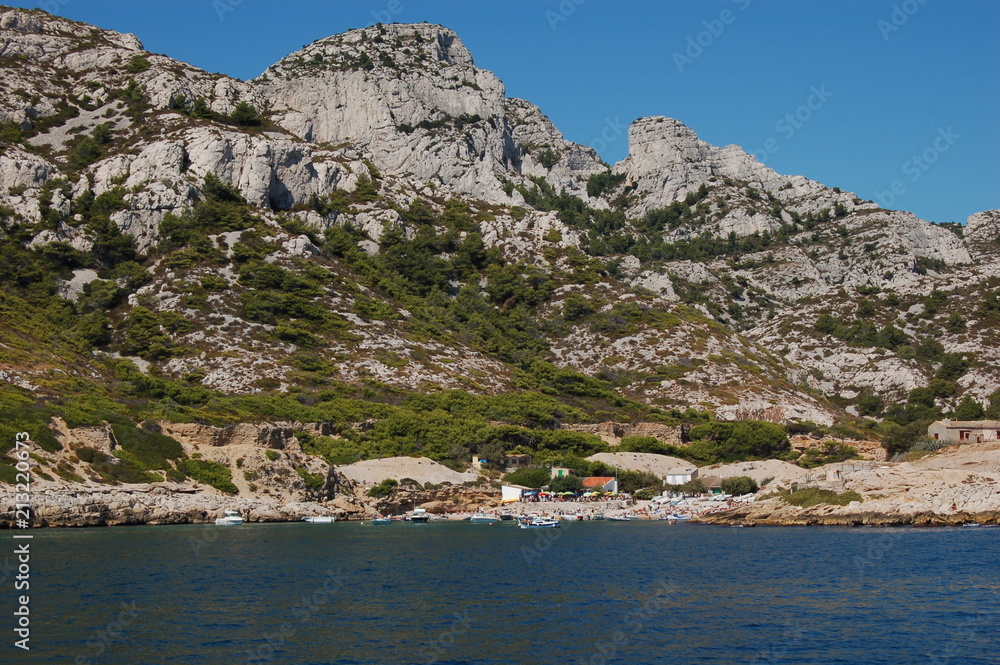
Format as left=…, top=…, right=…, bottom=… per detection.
left=615, top=116, right=858, bottom=221
left=258, top=24, right=603, bottom=204
left=505, top=97, right=606, bottom=199
left=0, top=145, right=53, bottom=190
left=965, top=210, right=1000, bottom=262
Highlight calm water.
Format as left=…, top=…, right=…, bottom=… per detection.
left=7, top=521, right=999, bottom=664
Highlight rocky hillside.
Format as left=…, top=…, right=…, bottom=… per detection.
left=1, top=7, right=999, bottom=494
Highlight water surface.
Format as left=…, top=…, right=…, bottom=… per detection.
left=9, top=522, right=1000, bottom=664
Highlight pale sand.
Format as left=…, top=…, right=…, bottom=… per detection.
left=586, top=452, right=696, bottom=476
left=700, top=459, right=811, bottom=485
left=337, top=456, right=481, bottom=486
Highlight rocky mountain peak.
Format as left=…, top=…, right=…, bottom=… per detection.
left=256, top=21, right=603, bottom=203
left=614, top=115, right=853, bottom=220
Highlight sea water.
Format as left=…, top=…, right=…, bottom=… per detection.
left=8, top=521, right=999, bottom=664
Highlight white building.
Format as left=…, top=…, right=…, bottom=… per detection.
left=501, top=484, right=531, bottom=503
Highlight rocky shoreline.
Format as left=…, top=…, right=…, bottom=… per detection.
left=5, top=486, right=999, bottom=529
left=698, top=504, right=1000, bottom=528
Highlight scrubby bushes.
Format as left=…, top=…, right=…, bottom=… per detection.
left=367, top=478, right=398, bottom=498
left=503, top=467, right=551, bottom=489
left=777, top=488, right=862, bottom=508
left=178, top=459, right=238, bottom=494
left=720, top=476, right=758, bottom=496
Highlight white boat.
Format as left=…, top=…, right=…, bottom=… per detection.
left=606, top=515, right=636, bottom=522
left=469, top=512, right=500, bottom=524
left=559, top=514, right=583, bottom=521
left=302, top=516, right=335, bottom=523
left=519, top=517, right=560, bottom=529
left=215, top=510, right=243, bottom=526
left=371, top=516, right=393, bottom=525
left=409, top=508, right=430, bottom=523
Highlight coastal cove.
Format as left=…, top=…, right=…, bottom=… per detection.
left=10, top=522, right=1000, bottom=665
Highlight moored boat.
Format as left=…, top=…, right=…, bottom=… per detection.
left=302, top=516, right=335, bottom=523
left=519, top=517, right=560, bottom=529
left=409, top=507, right=430, bottom=523
left=469, top=512, right=500, bottom=524
left=215, top=509, right=244, bottom=526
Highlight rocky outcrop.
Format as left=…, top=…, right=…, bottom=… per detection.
left=157, top=421, right=300, bottom=450
left=257, top=24, right=603, bottom=204
left=562, top=421, right=684, bottom=446
left=505, top=97, right=606, bottom=199
left=965, top=210, right=1000, bottom=263
left=615, top=116, right=856, bottom=220
left=701, top=441, right=1000, bottom=526
left=0, top=486, right=362, bottom=527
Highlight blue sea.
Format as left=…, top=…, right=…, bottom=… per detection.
left=7, top=521, right=1000, bottom=664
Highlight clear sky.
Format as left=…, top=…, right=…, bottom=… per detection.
left=8, top=0, right=998, bottom=223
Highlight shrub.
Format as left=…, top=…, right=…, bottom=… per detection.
left=177, top=459, right=238, bottom=494
left=720, top=476, right=758, bottom=496
left=296, top=466, right=325, bottom=491
left=191, top=97, right=213, bottom=119
left=110, top=422, right=183, bottom=470
left=536, top=148, right=560, bottom=169
left=367, top=477, right=398, bottom=498
left=125, top=55, right=151, bottom=73
left=68, top=137, right=101, bottom=169
left=779, top=488, right=863, bottom=508
left=550, top=474, right=583, bottom=493
left=952, top=396, right=984, bottom=420
left=797, top=442, right=858, bottom=469
left=503, top=467, right=551, bottom=489
left=264, top=450, right=279, bottom=461
left=680, top=478, right=706, bottom=495
left=687, top=421, right=790, bottom=463
left=229, top=101, right=261, bottom=126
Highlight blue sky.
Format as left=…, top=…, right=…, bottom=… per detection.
left=10, top=0, right=998, bottom=223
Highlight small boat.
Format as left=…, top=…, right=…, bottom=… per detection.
left=591, top=513, right=605, bottom=521
left=371, top=516, right=392, bottom=525
left=215, top=509, right=244, bottom=526
left=519, top=517, right=560, bottom=529
left=559, top=514, right=584, bottom=521
left=409, top=508, right=430, bottom=523
left=302, top=516, right=335, bottom=523
left=499, top=512, right=515, bottom=521
left=606, top=515, right=635, bottom=522
left=469, top=512, right=500, bottom=524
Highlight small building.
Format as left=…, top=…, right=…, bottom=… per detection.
left=501, top=484, right=531, bottom=503
left=693, top=475, right=723, bottom=495
left=505, top=454, right=532, bottom=471
left=582, top=476, right=618, bottom=493
left=664, top=463, right=696, bottom=486
left=927, top=420, right=1000, bottom=445
left=551, top=466, right=573, bottom=479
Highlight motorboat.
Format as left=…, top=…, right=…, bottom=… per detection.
left=302, top=516, right=335, bottom=523
left=606, top=515, right=636, bottom=522
left=469, top=512, right=500, bottom=524
left=215, top=510, right=244, bottom=526
left=559, top=514, right=583, bottom=521
left=409, top=507, right=430, bottom=523
left=371, top=516, right=393, bottom=524
left=519, top=517, right=560, bottom=529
